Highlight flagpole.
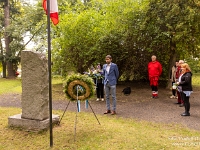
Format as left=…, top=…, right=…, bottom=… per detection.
left=47, top=0, right=53, bottom=147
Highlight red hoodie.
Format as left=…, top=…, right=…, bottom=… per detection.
left=148, top=61, right=162, bottom=78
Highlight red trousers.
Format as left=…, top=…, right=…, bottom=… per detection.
left=177, top=91, right=184, bottom=104
left=149, top=76, right=159, bottom=86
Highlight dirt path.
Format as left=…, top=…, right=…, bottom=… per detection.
left=0, top=83, right=200, bottom=131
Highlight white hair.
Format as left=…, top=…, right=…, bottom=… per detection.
left=179, top=60, right=184, bottom=64
left=151, top=55, right=156, bottom=58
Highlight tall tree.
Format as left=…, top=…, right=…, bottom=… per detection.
left=52, top=0, right=149, bottom=78
left=145, top=0, right=200, bottom=86
left=4, top=0, right=15, bottom=78
left=0, top=1, right=6, bottom=78
left=51, top=0, right=200, bottom=83
left=0, top=0, right=46, bottom=78
left=0, top=32, right=6, bottom=78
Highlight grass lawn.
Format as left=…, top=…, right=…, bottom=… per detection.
left=0, top=77, right=66, bottom=100
left=192, top=73, right=200, bottom=87
left=0, top=75, right=200, bottom=149
left=0, top=78, right=22, bottom=95
left=0, top=107, right=200, bottom=150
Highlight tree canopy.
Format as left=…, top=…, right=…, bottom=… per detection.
left=1, top=0, right=200, bottom=82
left=0, top=0, right=46, bottom=78
left=51, top=0, right=200, bottom=82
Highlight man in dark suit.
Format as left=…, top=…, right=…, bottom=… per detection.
left=103, top=55, right=119, bottom=115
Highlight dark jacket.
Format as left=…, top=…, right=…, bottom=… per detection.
left=179, top=72, right=193, bottom=91
left=94, top=78, right=103, bottom=84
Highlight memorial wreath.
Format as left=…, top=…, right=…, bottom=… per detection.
left=64, top=74, right=96, bottom=101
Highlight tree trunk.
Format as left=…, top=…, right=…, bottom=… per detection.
left=166, top=37, right=177, bottom=89
left=0, top=30, right=6, bottom=78
left=2, top=61, right=6, bottom=78
left=4, top=0, right=15, bottom=78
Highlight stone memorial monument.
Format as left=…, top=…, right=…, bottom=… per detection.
left=8, top=50, right=59, bottom=131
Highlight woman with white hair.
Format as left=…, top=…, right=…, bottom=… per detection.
left=148, top=55, right=162, bottom=98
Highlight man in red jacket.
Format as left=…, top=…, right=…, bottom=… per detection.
left=148, top=55, right=162, bottom=98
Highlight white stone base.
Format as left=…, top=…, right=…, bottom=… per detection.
left=8, top=114, right=60, bottom=131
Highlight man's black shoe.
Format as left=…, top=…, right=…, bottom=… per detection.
left=174, top=102, right=181, bottom=104
left=181, top=112, right=190, bottom=116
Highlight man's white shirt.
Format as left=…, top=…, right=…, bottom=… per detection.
left=106, top=63, right=111, bottom=74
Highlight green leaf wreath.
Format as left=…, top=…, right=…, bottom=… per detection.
left=64, top=74, right=96, bottom=101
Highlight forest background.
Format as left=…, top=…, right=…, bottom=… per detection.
left=0, top=0, right=200, bottom=87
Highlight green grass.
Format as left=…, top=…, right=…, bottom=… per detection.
left=0, top=76, right=200, bottom=149
left=0, top=107, right=200, bottom=150
left=52, top=76, right=66, bottom=101
left=193, top=73, right=200, bottom=87
left=0, top=78, right=22, bottom=95
left=52, top=75, right=65, bottom=85
left=0, top=77, right=66, bottom=100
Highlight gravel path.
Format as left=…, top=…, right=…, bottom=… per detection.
left=0, top=84, right=199, bottom=131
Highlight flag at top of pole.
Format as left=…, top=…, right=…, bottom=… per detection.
left=43, top=0, right=59, bottom=25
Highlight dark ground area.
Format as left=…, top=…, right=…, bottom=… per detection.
left=0, top=82, right=200, bottom=131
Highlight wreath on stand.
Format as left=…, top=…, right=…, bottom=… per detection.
left=60, top=73, right=100, bottom=140
left=64, top=74, right=96, bottom=101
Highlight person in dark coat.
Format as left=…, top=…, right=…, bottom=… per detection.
left=95, top=63, right=104, bottom=101
left=177, top=63, right=193, bottom=116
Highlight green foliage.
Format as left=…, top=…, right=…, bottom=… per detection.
left=52, top=2, right=107, bottom=74
left=0, top=0, right=47, bottom=78
left=64, top=73, right=96, bottom=101
left=144, top=0, right=200, bottom=82
left=2, top=0, right=195, bottom=82
left=7, top=1, right=46, bottom=54
left=52, top=0, right=150, bottom=80
left=185, top=57, right=200, bottom=73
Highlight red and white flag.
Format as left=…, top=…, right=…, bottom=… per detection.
left=43, top=0, right=59, bottom=25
